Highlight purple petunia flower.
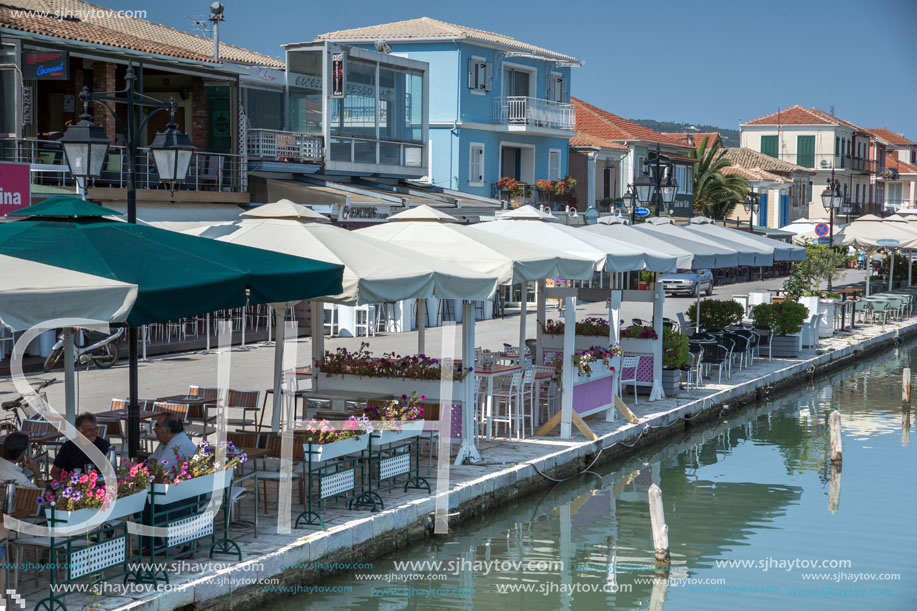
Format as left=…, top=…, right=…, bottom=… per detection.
left=62, top=487, right=73, bottom=498
left=36, top=497, right=44, bottom=506
left=51, top=481, right=60, bottom=490
left=71, top=491, right=82, bottom=501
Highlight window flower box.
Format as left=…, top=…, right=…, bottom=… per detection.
left=372, top=420, right=425, bottom=446
left=303, top=434, right=369, bottom=462
left=150, top=469, right=234, bottom=505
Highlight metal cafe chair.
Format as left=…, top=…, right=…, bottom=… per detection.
left=619, top=356, right=640, bottom=404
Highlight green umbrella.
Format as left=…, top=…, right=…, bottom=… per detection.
left=0, top=196, right=344, bottom=453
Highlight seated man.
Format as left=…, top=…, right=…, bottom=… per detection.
left=0, top=432, right=42, bottom=489
left=50, top=413, right=111, bottom=480
left=148, top=413, right=198, bottom=470
left=141, top=413, right=199, bottom=555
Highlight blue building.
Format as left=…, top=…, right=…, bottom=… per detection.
left=317, top=18, right=581, bottom=201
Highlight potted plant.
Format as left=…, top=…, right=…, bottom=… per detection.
left=752, top=301, right=809, bottom=357
left=42, top=461, right=154, bottom=527
left=301, top=415, right=373, bottom=462
left=620, top=324, right=658, bottom=356
left=552, top=344, right=621, bottom=385
left=363, top=392, right=426, bottom=445
left=149, top=441, right=246, bottom=504
left=686, top=299, right=744, bottom=331
left=599, top=197, right=615, bottom=212
left=662, top=327, right=690, bottom=396
left=539, top=317, right=612, bottom=351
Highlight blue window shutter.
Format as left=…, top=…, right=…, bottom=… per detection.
left=759, top=193, right=769, bottom=227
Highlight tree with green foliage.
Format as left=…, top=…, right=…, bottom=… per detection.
left=782, top=243, right=848, bottom=300
left=691, top=136, right=750, bottom=220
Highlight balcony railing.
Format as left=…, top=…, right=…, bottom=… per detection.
left=247, top=129, right=323, bottom=163
left=0, top=137, right=244, bottom=192
left=493, top=97, right=576, bottom=131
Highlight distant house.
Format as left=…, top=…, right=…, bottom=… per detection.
left=570, top=98, right=696, bottom=216
left=882, top=155, right=917, bottom=211
left=718, top=148, right=815, bottom=228
left=740, top=106, right=880, bottom=219
left=317, top=17, right=581, bottom=203
left=865, top=128, right=917, bottom=211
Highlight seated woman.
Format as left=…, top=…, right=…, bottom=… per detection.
left=0, top=432, right=43, bottom=601
left=50, top=413, right=111, bottom=480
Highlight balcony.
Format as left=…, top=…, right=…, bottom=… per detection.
left=247, top=129, right=324, bottom=163
left=1, top=137, right=245, bottom=193
left=493, top=97, right=576, bottom=131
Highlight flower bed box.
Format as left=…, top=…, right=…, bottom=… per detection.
left=50, top=489, right=149, bottom=527
left=317, top=374, right=462, bottom=400
left=541, top=334, right=613, bottom=352
left=619, top=337, right=656, bottom=355
left=303, top=434, right=369, bottom=462
left=372, top=420, right=425, bottom=446
left=150, top=469, right=234, bottom=505
left=771, top=333, right=802, bottom=358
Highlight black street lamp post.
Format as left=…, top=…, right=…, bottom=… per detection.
left=634, top=142, right=678, bottom=217
left=62, top=64, right=195, bottom=458
left=742, top=191, right=760, bottom=232
left=820, top=166, right=844, bottom=291
left=621, top=184, right=637, bottom=224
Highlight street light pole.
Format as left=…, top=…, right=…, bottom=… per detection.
left=62, top=63, right=195, bottom=458
left=820, top=166, right=843, bottom=292
left=634, top=142, right=678, bottom=219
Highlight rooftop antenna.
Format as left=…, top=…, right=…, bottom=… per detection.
left=209, top=3, right=224, bottom=60
left=830, top=105, right=835, bottom=117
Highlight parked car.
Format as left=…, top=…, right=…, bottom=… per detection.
left=660, top=269, right=714, bottom=297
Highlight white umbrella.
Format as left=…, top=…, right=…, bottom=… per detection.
left=0, top=255, right=138, bottom=423
left=684, top=217, right=775, bottom=266
left=187, top=201, right=498, bottom=433
left=842, top=214, right=917, bottom=295
left=585, top=218, right=694, bottom=269
left=634, top=218, right=740, bottom=269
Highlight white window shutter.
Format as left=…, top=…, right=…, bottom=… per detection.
left=483, top=62, right=492, bottom=91
left=468, top=58, right=476, bottom=89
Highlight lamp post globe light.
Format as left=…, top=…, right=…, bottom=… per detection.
left=819, top=166, right=844, bottom=290
left=621, top=185, right=637, bottom=224
left=634, top=142, right=678, bottom=217
left=60, top=65, right=195, bottom=459
left=742, top=191, right=760, bottom=232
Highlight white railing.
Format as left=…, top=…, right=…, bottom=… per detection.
left=493, top=97, right=576, bottom=131
left=247, top=129, right=324, bottom=163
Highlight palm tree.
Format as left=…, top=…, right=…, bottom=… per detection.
left=691, top=137, right=749, bottom=220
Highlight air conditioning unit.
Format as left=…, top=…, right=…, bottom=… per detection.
left=820, top=159, right=832, bottom=169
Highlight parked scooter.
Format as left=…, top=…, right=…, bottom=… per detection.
left=42, top=327, right=124, bottom=372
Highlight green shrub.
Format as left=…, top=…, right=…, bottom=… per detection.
left=686, top=299, right=744, bottom=330
left=662, top=327, right=690, bottom=369
left=751, top=301, right=809, bottom=335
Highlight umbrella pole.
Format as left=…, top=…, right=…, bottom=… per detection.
left=271, top=304, right=287, bottom=433
left=909, top=250, right=913, bottom=287
left=519, top=283, right=527, bottom=365
left=866, top=251, right=873, bottom=297
left=128, top=327, right=140, bottom=458
left=417, top=299, right=426, bottom=355
left=695, top=285, right=701, bottom=335
left=455, top=301, right=481, bottom=464
left=63, top=328, right=76, bottom=425
left=890, top=250, right=895, bottom=292
left=536, top=280, right=546, bottom=365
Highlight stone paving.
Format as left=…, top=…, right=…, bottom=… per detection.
left=7, top=293, right=912, bottom=611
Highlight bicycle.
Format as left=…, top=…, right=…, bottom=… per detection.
left=0, top=377, right=57, bottom=433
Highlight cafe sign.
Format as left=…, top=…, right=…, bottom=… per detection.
left=0, top=162, right=31, bottom=214
left=22, top=50, right=69, bottom=80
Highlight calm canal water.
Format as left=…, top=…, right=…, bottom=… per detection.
left=269, top=343, right=917, bottom=610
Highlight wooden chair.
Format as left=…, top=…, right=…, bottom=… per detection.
left=188, top=386, right=219, bottom=435
left=226, top=389, right=261, bottom=431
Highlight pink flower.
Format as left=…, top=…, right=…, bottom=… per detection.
left=79, top=475, right=89, bottom=484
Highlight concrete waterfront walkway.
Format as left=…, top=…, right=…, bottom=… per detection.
left=7, top=284, right=911, bottom=610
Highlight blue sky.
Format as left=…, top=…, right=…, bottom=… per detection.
left=97, top=0, right=917, bottom=137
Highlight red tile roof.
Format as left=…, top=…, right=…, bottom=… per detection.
left=868, top=128, right=916, bottom=147
left=662, top=132, right=721, bottom=148
left=571, top=98, right=691, bottom=149
left=742, top=105, right=834, bottom=126
left=569, top=133, right=628, bottom=150
left=887, top=155, right=917, bottom=174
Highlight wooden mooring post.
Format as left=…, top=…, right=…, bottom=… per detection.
left=829, top=410, right=842, bottom=464
left=648, top=484, right=670, bottom=571
left=903, top=368, right=911, bottom=404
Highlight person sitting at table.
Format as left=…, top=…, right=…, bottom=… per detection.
left=50, top=413, right=111, bottom=481
left=0, top=432, right=42, bottom=488
left=147, top=412, right=198, bottom=469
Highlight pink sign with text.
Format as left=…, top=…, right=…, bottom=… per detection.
left=0, top=161, right=31, bottom=214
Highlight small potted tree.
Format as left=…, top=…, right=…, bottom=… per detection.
left=752, top=301, right=809, bottom=357
left=662, top=327, right=690, bottom=396
left=686, top=299, right=744, bottom=332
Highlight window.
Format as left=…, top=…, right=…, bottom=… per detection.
left=761, top=135, right=778, bottom=158
left=547, top=74, right=566, bottom=102
left=835, top=136, right=840, bottom=157
left=0, top=44, right=16, bottom=136
left=467, top=58, right=491, bottom=92
left=469, top=143, right=485, bottom=186
left=548, top=149, right=561, bottom=180
left=855, top=183, right=860, bottom=203
left=242, top=88, right=284, bottom=131
left=503, top=67, right=531, bottom=97
left=675, top=164, right=693, bottom=195
left=796, top=135, right=815, bottom=168
left=809, top=180, right=813, bottom=203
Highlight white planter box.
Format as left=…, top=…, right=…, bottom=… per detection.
left=150, top=468, right=234, bottom=505
left=818, top=301, right=837, bottom=338
left=303, top=434, right=369, bottom=462
left=372, top=420, right=425, bottom=446
left=541, top=334, right=613, bottom=352
left=771, top=333, right=802, bottom=358
left=572, top=362, right=617, bottom=385
left=317, top=374, right=461, bottom=401
left=620, top=337, right=656, bottom=355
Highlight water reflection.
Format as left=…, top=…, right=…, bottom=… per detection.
left=268, top=344, right=917, bottom=611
